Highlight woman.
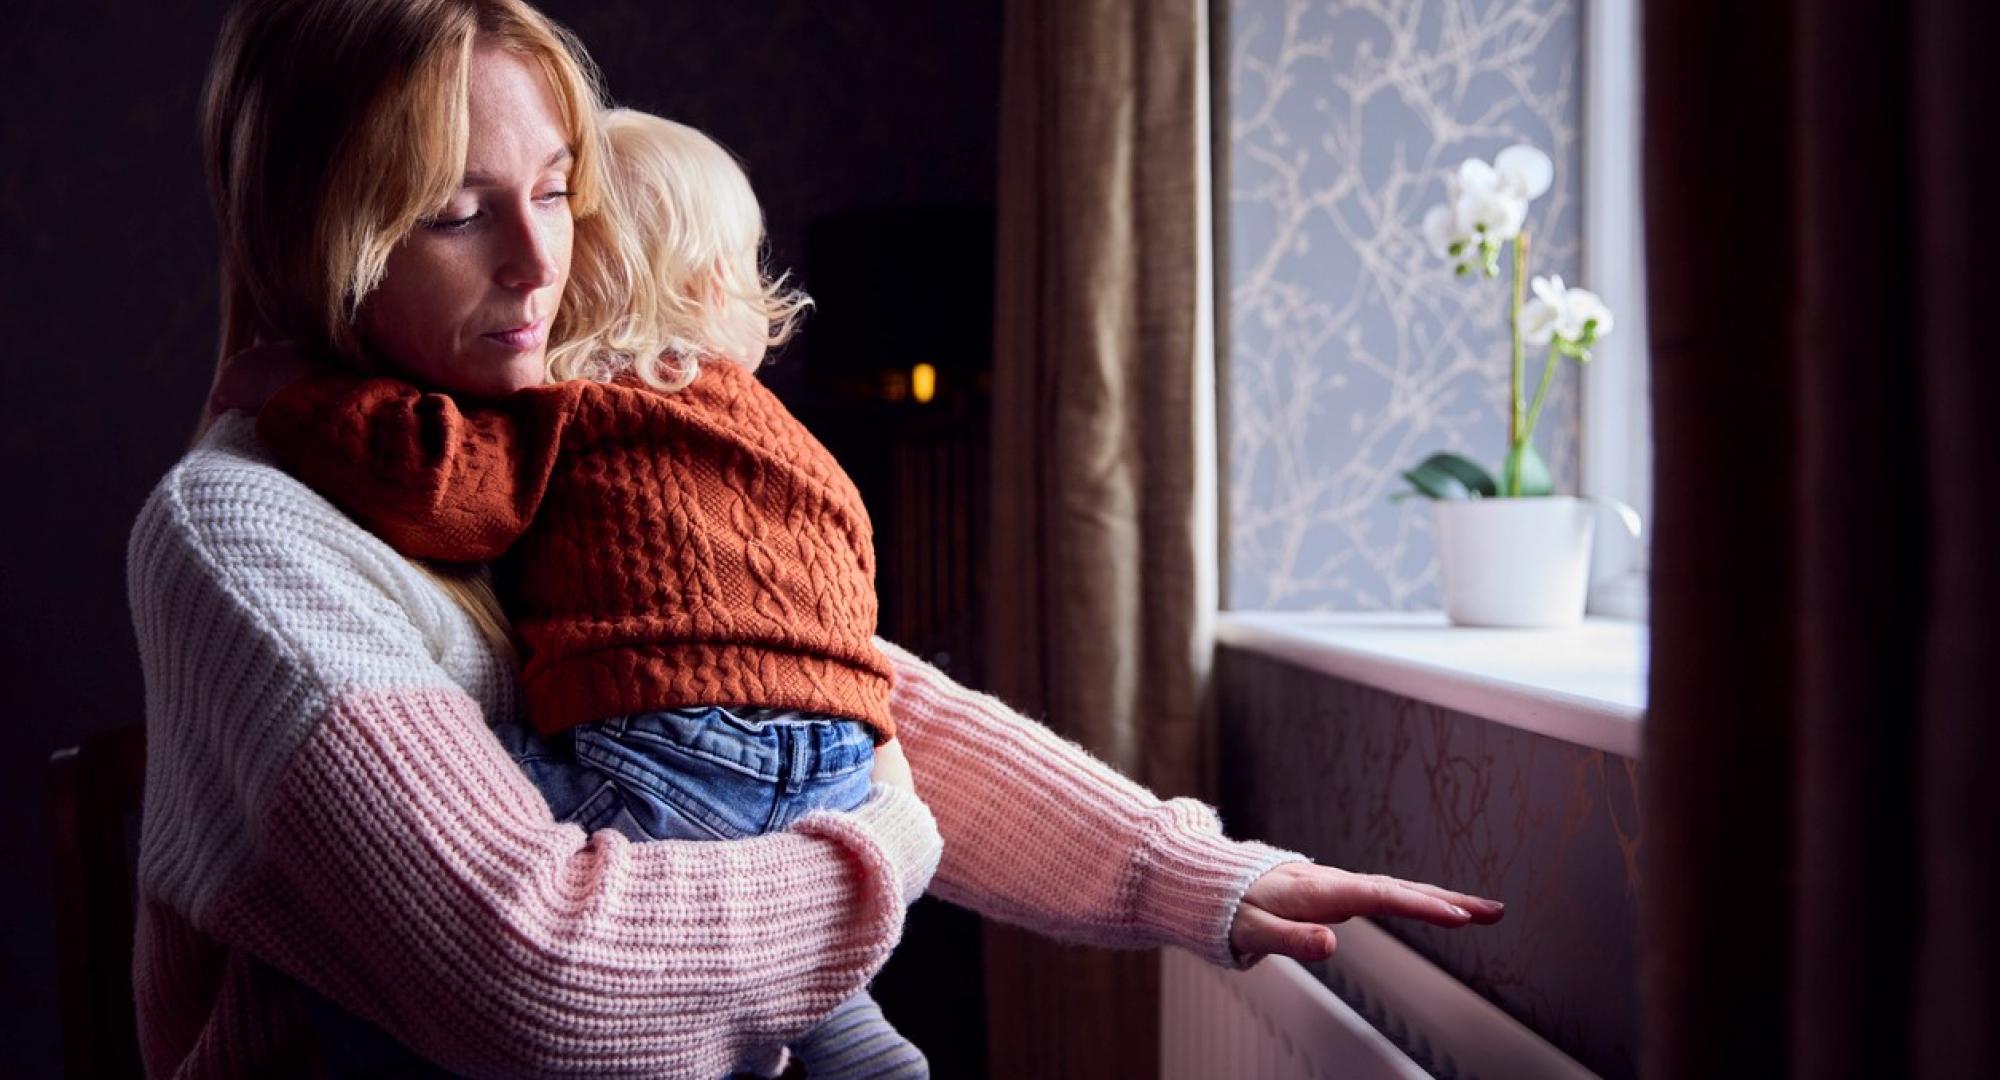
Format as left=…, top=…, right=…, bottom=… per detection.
left=131, top=0, right=1502, bottom=1075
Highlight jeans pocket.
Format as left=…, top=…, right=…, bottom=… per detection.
left=503, top=747, right=622, bottom=832
left=574, top=724, right=783, bottom=840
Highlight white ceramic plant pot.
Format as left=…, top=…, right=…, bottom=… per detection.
left=1432, top=495, right=1596, bottom=628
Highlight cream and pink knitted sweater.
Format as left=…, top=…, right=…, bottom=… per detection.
left=127, top=414, right=1307, bottom=1078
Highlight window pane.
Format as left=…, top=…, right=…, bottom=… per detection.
left=1226, top=0, right=1585, bottom=611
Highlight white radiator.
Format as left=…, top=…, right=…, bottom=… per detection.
left=1160, top=918, right=1600, bottom=1080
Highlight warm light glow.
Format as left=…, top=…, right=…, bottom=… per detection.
left=911, top=363, right=937, bottom=404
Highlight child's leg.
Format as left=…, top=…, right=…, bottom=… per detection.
left=788, top=989, right=930, bottom=1079
left=502, top=710, right=920, bottom=1077
left=565, top=710, right=927, bottom=1077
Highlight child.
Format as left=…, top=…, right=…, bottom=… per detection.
left=240, top=110, right=928, bottom=1079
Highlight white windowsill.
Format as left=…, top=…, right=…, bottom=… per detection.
left=1216, top=611, right=1647, bottom=759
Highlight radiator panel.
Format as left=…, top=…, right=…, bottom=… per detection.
left=1161, top=918, right=1600, bottom=1080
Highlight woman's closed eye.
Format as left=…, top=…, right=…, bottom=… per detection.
left=422, top=205, right=482, bottom=233
left=421, top=187, right=569, bottom=234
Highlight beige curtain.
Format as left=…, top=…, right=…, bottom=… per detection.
left=984, top=0, right=1218, bottom=1073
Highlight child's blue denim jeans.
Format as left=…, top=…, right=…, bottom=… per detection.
left=496, top=705, right=879, bottom=842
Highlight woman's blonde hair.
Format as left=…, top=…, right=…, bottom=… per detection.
left=202, top=0, right=629, bottom=374
left=200, top=0, right=624, bottom=657
left=548, top=109, right=811, bottom=391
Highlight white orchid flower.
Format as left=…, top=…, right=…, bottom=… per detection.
left=1519, top=297, right=1561, bottom=345
left=1556, top=286, right=1613, bottom=341
left=1456, top=157, right=1500, bottom=196
left=1531, top=274, right=1569, bottom=309
left=1457, top=187, right=1527, bottom=241
left=1523, top=275, right=1614, bottom=351
left=1422, top=204, right=1463, bottom=259
left=1494, top=144, right=1554, bottom=201
left=1452, top=158, right=1528, bottom=241
left=1427, top=145, right=1558, bottom=275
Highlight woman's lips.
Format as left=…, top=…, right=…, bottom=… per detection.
left=482, top=317, right=549, bottom=351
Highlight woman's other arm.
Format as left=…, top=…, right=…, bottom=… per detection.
left=875, top=639, right=1501, bottom=970
left=873, top=637, right=1299, bottom=968
left=129, top=441, right=938, bottom=1078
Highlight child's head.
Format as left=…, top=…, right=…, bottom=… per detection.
left=558, top=108, right=808, bottom=390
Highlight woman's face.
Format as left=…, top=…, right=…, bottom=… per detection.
left=358, top=43, right=575, bottom=397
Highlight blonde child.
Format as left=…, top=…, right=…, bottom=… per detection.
left=233, top=109, right=927, bottom=1078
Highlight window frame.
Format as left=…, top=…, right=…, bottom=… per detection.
left=1581, top=0, right=1653, bottom=620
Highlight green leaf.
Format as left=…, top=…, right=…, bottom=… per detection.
left=1399, top=452, right=1498, bottom=501
left=1501, top=440, right=1555, bottom=497
left=1399, top=465, right=1469, bottom=501
left=1414, top=452, right=1498, bottom=497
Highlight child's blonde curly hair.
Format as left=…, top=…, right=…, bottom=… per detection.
left=551, top=109, right=811, bottom=390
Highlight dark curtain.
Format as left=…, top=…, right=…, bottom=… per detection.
left=985, top=0, right=1218, bottom=1075
left=1642, top=1, right=1999, bottom=1076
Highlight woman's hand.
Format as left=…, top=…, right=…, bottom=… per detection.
left=1229, top=861, right=1505, bottom=963
left=209, top=340, right=319, bottom=417
left=871, top=736, right=914, bottom=792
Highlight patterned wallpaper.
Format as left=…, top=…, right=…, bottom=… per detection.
left=1217, top=647, right=1642, bottom=1078
left=1226, top=0, right=1583, bottom=610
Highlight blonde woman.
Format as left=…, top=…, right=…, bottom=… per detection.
left=133, top=1, right=1503, bottom=1076
left=223, top=111, right=929, bottom=1077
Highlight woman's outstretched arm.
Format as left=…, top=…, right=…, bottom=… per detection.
left=875, top=639, right=1502, bottom=969
left=872, top=638, right=1299, bottom=968
left=129, top=424, right=940, bottom=1079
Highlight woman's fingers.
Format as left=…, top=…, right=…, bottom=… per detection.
left=1230, top=899, right=1336, bottom=963
left=1229, top=862, right=1509, bottom=962
left=1350, top=875, right=1477, bottom=926
left=870, top=736, right=914, bottom=791
left=1379, top=876, right=1506, bottom=923
left=1244, top=863, right=1505, bottom=930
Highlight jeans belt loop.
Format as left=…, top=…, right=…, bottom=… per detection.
left=782, top=725, right=808, bottom=794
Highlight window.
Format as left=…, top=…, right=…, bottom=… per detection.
left=1581, top=0, right=1651, bottom=618
left=1224, top=0, right=1650, bottom=621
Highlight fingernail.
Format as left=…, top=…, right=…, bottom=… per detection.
left=1450, top=905, right=1471, bottom=918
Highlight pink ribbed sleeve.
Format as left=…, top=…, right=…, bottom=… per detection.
left=873, top=639, right=1310, bottom=970
left=224, top=689, right=938, bottom=1077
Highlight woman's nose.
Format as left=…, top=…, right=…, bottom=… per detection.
left=494, top=206, right=562, bottom=292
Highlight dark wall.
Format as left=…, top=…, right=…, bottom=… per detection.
left=1, top=3, right=999, bottom=1074
left=1216, top=647, right=1643, bottom=1080
left=542, top=0, right=1003, bottom=402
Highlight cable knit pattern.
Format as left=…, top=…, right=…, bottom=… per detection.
left=129, top=414, right=1308, bottom=1077
left=256, top=360, right=894, bottom=740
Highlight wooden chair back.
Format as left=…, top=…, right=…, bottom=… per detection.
left=49, top=722, right=146, bottom=1079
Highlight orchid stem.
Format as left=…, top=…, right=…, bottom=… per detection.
left=1522, top=344, right=1560, bottom=448
left=1507, top=230, right=1529, bottom=496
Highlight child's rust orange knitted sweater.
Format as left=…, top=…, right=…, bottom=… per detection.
left=257, top=359, right=894, bottom=741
